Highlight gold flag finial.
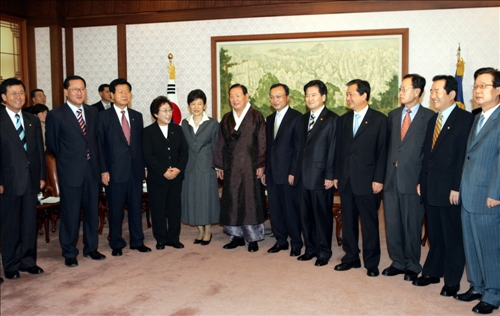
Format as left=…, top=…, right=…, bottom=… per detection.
left=168, top=53, right=175, bottom=80
left=456, top=44, right=465, bottom=76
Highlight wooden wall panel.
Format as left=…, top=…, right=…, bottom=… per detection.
left=49, top=24, right=64, bottom=107
left=117, top=24, right=127, bottom=79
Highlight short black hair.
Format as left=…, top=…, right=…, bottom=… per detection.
left=304, top=80, right=327, bottom=96
left=30, top=88, right=44, bottom=99
left=31, top=103, right=50, bottom=115
left=0, top=78, right=26, bottom=96
left=403, top=74, right=426, bottom=97
left=229, top=84, right=248, bottom=95
left=269, top=83, right=290, bottom=96
left=109, top=78, right=131, bottom=94
left=63, top=75, right=86, bottom=89
left=187, top=89, right=207, bottom=105
left=150, top=95, right=172, bottom=118
left=474, top=67, right=500, bottom=87
left=432, top=75, right=458, bottom=101
left=347, top=79, right=371, bottom=101
left=98, top=84, right=110, bottom=92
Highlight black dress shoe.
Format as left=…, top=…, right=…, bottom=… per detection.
left=404, top=271, right=419, bottom=281
left=248, top=241, right=259, bottom=252
left=290, top=247, right=301, bottom=257
left=65, top=257, right=79, bottom=267
left=297, top=252, right=316, bottom=261
left=441, top=284, right=459, bottom=297
left=367, top=267, right=379, bottom=277
left=4, top=271, right=20, bottom=280
left=111, top=248, right=123, bottom=257
left=194, top=239, right=203, bottom=244
left=83, top=250, right=106, bottom=260
left=334, top=260, right=361, bottom=271
left=267, top=243, right=288, bottom=253
left=131, top=245, right=152, bottom=253
left=412, top=275, right=440, bottom=286
left=166, top=242, right=184, bottom=249
left=472, top=301, right=498, bottom=314
left=382, top=266, right=405, bottom=276
left=156, top=242, right=165, bottom=250
left=201, top=234, right=212, bottom=246
left=19, top=266, right=44, bottom=274
left=455, top=288, right=483, bottom=302
left=223, top=238, right=245, bottom=249
left=315, top=258, right=329, bottom=266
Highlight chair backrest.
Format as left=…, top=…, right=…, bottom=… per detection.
left=45, top=151, right=60, bottom=197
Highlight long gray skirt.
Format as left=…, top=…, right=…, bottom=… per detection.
left=181, top=168, right=220, bottom=225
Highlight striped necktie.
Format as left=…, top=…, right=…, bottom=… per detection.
left=15, top=114, right=27, bottom=151
left=76, top=109, right=90, bottom=159
left=431, top=113, right=442, bottom=150
left=308, top=113, right=315, bottom=131
left=401, top=109, right=412, bottom=140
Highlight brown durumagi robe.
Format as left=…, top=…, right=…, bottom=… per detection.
left=212, top=106, right=266, bottom=226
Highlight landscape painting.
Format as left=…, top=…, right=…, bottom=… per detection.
left=211, top=29, right=408, bottom=119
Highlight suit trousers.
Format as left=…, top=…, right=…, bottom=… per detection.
left=299, top=185, right=333, bottom=260
left=340, top=179, right=381, bottom=268
left=267, top=179, right=303, bottom=248
left=0, top=174, right=38, bottom=272
left=461, top=208, right=500, bottom=307
left=105, top=169, right=144, bottom=249
left=384, top=175, right=424, bottom=273
left=148, top=181, right=182, bottom=244
left=59, top=160, right=99, bottom=258
left=422, top=202, right=464, bottom=286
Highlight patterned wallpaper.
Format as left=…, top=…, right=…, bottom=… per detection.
left=34, top=27, right=52, bottom=108
left=73, top=25, right=118, bottom=105
left=35, top=7, right=500, bottom=123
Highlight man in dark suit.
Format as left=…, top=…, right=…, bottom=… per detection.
left=294, top=80, right=338, bottom=267
left=414, top=75, right=473, bottom=297
left=262, top=83, right=303, bottom=256
left=457, top=67, right=500, bottom=314
left=382, top=74, right=433, bottom=281
left=46, top=75, right=106, bottom=267
left=0, top=78, right=46, bottom=281
left=98, top=78, right=151, bottom=257
left=333, top=79, right=388, bottom=277
left=91, top=84, right=112, bottom=112
left=30, top=89, right=47, bottom=105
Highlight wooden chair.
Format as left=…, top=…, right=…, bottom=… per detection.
left=37, top=151, right=61, bottom=242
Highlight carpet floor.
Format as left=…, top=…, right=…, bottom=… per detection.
left=0, top=203, right=476, bottom=315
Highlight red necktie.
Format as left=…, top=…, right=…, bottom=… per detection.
left=121, top=110, right=131, bottom=145
left=401, top=109, right=411, bottom=140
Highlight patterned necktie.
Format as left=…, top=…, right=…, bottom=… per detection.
left=475, top=114, right=485, bottom=137
left=15, top=114, right=27, bottom=151
left=353, top=113, right=361, bottom=136
left=401, top=109, right=412, bottom=140
left=76, top=109, right=90, bottom=159
left=432, top=113, right=442, bottom=150
left=121, top=110, right=131, bottom=145
left=308, top=113, right=315, bottom=131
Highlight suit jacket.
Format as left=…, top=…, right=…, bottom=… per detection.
left=45, top=103, right=100, bottom=186
left=91, top=101, right=113, bottom=112
left=143, top=122, right=188, bottom=185
left=461, top=105, right=500, bottom=214
left=98, top=107, right=145, bottom=183
left=181, top=118, right=218, bottom=174
left=0, top=107, right=46, bottom=195
left=334, top=107, right=388, bottom=195
left=420, top=106, right=473, bottom=206
left=265, top=107, right=302, bottom=185
left=294, top=107, right=338, bottom=191
left=385, top=105, right=434, bottom=194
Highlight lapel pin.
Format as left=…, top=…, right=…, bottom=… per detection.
left=447, top=127, right=450, bottom=129
left=320, top=118, right=324, bottom=121
left=29, top=124, right=32, bottom=126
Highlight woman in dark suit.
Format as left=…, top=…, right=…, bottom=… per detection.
left=143, top=96, right=188, bottom=250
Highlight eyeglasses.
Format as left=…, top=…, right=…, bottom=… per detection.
left=398, top=87, right=413, bottom=92
left=68, top=88, right=86, bottom=93
left=472, top=84, right=494, bottom=90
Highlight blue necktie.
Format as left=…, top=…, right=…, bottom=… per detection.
left=15, top=114, right=27, bottom=151
left=475, top=114, right=485, bottom=136
left=353, top=113, right=361, bottom=136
